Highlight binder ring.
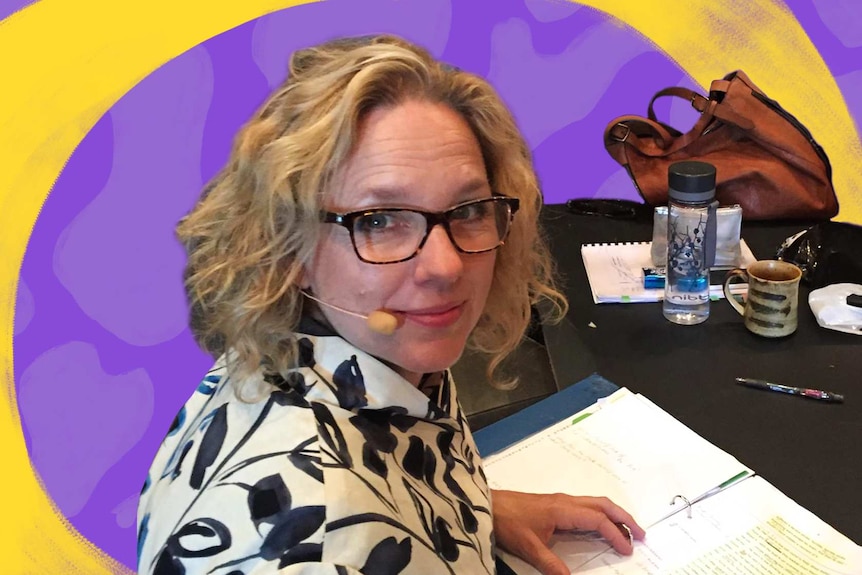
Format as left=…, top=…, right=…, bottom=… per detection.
left=670, top=494, right=693, bottom=519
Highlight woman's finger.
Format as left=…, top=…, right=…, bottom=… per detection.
left=562, top=495, right=646, bottom=541
left=545, top=496, right=644, bottom=555
left=511, top=529, right=571, bottom=575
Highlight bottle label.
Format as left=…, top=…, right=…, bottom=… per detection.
left=665, top=209, right=710, bottom=306
left=666, top=291, right=710, bottom=304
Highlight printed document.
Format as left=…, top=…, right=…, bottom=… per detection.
left=483, top=389, right=862, bottom=574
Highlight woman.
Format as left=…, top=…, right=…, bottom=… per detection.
left=137, top=35, right=643, bottom=575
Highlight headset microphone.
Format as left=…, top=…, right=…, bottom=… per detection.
left=301, top=291, right=401, bottom=335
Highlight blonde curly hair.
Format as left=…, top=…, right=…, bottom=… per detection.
left=178, top=34, right=567, bottom=396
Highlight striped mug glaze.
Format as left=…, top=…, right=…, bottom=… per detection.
left=724, top=260, right=803, bottom=337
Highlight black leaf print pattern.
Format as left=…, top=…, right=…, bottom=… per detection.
left=425, top=399, right=448, bottom=421
left=156, top=517, right=232, bottom=572
left=402, top=478, right=465, bottom=564
left=361, top=443, right=388, bottom=478
left=298, top=337, right=316, bottom=368
left=217, top=435, right=321, bottom=484
left=352, top=410, right=399, bottom=479
left=437, top=430, right=472, bottom=504
left=402, top=478, right=437, bottom=544
left=360, top=537, right=412, bottom=575
left=351, top=410, right=398, bottom=453
left=167, top=406, right=186, bottom=436
left=137, top=513, right=150, bottom=559
left=244, top=474, right=292, bottom=532
left=436, top=429, right=455, bottom=456
left=312, top=403, right=353, bottom=468
left=326, top=511, right=456, bottom=575
left=278, top=542, right=323, bottom=567
left=259, top=505, right=326, bottom=561
left=190, top=404, right=228, bottom=489
left=284, top=372, right=311, bottom=395
left=463, top=442, right=477, bottom=474
left=459, top=501, right=478, bottom=534
left=438, top=374, right=453, bottom=411
left=433, top=517, right=460, bottom=562
left=171, top=440, right=194, bottom=481
left=287, top=437, right=323, bottom=483
left=140, top=474, right=151, bottom=496
left=196, top=374, right=221, bottom=395
left=403, top=436, right=426, bottom=480
left=287, top=436, right=324, bottom=484
left=332, top=355, right=368, bottom=410
left=386, top=408, right=418, bottom=433
left=422, top=443, right=438, bottom=490
left=140, top=335, right=496, bottom=575
left=153, top=548, right=184, bottom=575
left=270, top=386, right=311, bottom=407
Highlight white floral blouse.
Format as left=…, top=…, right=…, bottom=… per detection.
left=136, top=321, right=495, bottom=574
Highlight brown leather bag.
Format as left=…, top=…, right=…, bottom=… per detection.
left=604, top=70, right=839, bottom=220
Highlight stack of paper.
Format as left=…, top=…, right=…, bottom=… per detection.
left=483, top=388, right=862, bottom=574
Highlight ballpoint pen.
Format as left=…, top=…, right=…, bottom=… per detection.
left=735, top=377, right=845, bottom=403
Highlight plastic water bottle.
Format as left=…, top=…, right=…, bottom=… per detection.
left=663, top=161, right=717, bottom=325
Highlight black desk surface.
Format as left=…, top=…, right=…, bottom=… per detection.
left=537, top=203, right=861, bottom=545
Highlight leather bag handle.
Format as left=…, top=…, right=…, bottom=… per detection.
left=604, top=108, right=720, bottom=160
left=647, top=87, right=709, bottom=121
left=604, top=115, right=678, bottom=164
left=606, top=84, right=754, bottom=162
left=645, top=79, right=752, bottom=133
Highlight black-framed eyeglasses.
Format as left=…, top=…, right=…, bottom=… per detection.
left=322, top=196, right=520, bottom=264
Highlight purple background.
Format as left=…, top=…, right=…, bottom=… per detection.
left=11, top=0, right=862, bottom=569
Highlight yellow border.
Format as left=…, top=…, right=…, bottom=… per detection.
left=0, top=2, right=317, bottom=572
left=0, top=0, right=858, bottom=572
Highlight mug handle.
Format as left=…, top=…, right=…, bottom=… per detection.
left=723, top=268, right=748, bottom=316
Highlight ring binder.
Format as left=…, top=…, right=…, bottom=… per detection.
left=483, top=388, right=862, bottom=573
left=671, top=494, right=693, bottom=519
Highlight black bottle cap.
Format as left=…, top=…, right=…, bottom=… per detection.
left=668, top=161, right=716, bottom=202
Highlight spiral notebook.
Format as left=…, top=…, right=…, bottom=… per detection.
left=581, top=241, right=756, bottom=304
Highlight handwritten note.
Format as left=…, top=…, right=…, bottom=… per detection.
left=484, top=391, right=750, bottom=528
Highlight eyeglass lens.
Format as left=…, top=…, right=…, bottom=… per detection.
left=352, top=198, right=512, bottom=263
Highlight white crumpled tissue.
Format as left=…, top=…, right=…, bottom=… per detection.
left=808, top=283, right=862, bottom=335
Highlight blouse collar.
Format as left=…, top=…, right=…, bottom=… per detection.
left=269, top=316, right=454, bottom=422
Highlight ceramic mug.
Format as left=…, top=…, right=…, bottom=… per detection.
left=723, top=260, right=803, bottom=337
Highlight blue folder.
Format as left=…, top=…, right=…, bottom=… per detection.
left=473, top=373, right=620, bottom=457
left=477, top=373, right=619, bottom=574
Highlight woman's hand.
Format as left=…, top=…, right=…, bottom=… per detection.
left=491, top=489, right=646, bottom=575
